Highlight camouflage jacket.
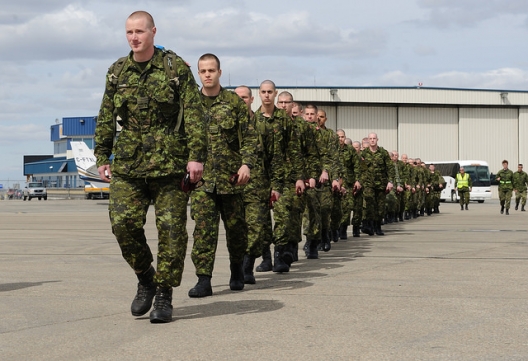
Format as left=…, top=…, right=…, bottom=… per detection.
left=296, top=118, right=319, bottom=180
left=355, top=146, right=395, bottom=189
left=340, top=145, right=358, bottom=188
left=513, top=170, right=528, bottom=191
left=200, top=87, right=257, bottom=195
left=314, top=125, right=341, bottom=181
left=94, top=48, right=207, bottom=178
left=244, top=106, right=290, bottom=201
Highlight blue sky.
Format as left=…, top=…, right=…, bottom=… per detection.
left=1, top=0, right=527, bottom=181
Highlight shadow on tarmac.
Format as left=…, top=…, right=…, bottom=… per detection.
left=0, top=280, right=60, bottom=292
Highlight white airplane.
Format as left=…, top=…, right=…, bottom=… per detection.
left=70, top=141, right=110, bottom=198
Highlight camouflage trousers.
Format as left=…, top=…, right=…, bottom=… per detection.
left=426, top=190, right=440, bottom=210
left=458, top=189, right=470, bottom=206
left=351, top=191, right=363, bottom=227
left=330, top=191, right=343, bottom=231
left=499, top=188, right=513, bottom=209
left=362, top=187, right=387, bottom=222
left=385, top=190, right=399, bottom=215
left=515, top=189, right=527, bottom=206
left=404, top=189, right=414, bottom=212
left=190, top=190, right=247, bottom=276
left=273, top=186, right=305, bottom=247
left=244, top=200, right=272, bottom=257
left=109, top=175, right=189, bottom=288
left=340, top=190, right=354, bottom=226
left=302, top=185, right=333, bottom=235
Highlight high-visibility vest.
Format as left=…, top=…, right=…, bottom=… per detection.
left=456, top=173, right=469, bottom=188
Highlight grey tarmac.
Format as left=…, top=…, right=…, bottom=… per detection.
left=0, top=199, right=527, bottom=361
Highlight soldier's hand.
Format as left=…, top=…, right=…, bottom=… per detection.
left=386, top=182, right=393, bottom=193
left=319, top=170, right=329, bottom=184
left=309, top=178, right=316, bottom=188
left=237, top=164, right=251, bottom=185
left=98, top=164, right=112, bottom=182
left=270, top=190, right=281, bottom=204
left=332, top=180, right=340, bottom=192
left=397, top=186, right=403, bottom=193
left=296, top=180, right=305, bottom=195
left=354, top=181, right=362, bottom=190
left=187, top=161, right=204, bottom=183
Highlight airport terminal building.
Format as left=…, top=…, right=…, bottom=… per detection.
left=24, top=86, right=528, bottom=186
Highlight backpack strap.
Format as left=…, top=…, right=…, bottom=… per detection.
left=161, top=50, right=184, bottom=134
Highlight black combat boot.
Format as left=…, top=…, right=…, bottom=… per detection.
left=188, top=275, right=213, bottom=298
left=465, top=204, right=468, bottom=210
left=331, top=229, right=339, bottom=242
left=375, top=221, right=385, bottom=236
left=515, top=200, right=519, bottom=210
left=399, top=212, right=405, bottom=221
left=149, top=287, right=173, bottom=323
left=287, top=242, right=298, bottom=263
left=322, top=229, right=331, bottom=252
left=434, top=206, right=440, bottom=214
left=339, top=224, right=348, bottom=240
left=460, top=204, right=464, bottom=211
left=506, top=208, right=510, bottom=215
left=131, top=266, right=157, bottom=317
left=404, top=211, right=410, bottom=220
left=361, top=220, right=374, bottom=236
left=500, top=205, right=504, bottom=214
left=255, top=244, right=272, bottom=272
left=229, top=262, right=245, bottom=291
left=352, top=225, right=360, bottom=237
left=243, top=254, right=256, bottom=284
left=272, top=245, right=290, bottom=273
left=522, top=205, right=526, bottom=212
left=307, top=239, right=319, bottom=259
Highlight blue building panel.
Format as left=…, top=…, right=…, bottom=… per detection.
left=50, top=124, right=61, bottom=142
left=62, top=116, right=97, bottom=136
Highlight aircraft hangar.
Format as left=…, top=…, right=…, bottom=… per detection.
left=248, top=86, right=528, bottom=172
left=24, top=86, right=528, bottom=186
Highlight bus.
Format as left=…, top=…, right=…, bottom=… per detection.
left=425, top=160, right=492, bottom=203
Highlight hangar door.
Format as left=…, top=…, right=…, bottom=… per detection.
left=398, top=107, right=459, bottom=161
left=459, top=108, right=518, bottom=170
left=337, top=106, right=398, bottom=151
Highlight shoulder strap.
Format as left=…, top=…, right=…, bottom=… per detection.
left=109, top=56, right=128, bottom=85
left=161, top=50, right=184, bottom=134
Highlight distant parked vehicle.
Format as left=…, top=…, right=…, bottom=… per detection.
left=23, top=182, right=48, bottom=201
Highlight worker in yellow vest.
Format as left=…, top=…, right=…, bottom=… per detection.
left=455, top=167, right=472, bottom=210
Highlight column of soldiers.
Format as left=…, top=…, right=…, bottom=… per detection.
left=99, top=11, right=451, bottom=323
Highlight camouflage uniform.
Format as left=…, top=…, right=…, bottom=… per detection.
left=325, top=128, right=345, bottom=242
left=304, top=123, right=341, bottom=250
left=94, top=48, right=207, bottom=288
left=385, top=160, right=404, bottom=222
left=513, top=170, right=528, bottom=210
left=243, top=106, right=287, bottom=259
left=396, top=160, right=409, bottom=221
left=190, top=88, right=257, bottom=277
left=355, top=146, right=395, bottom=234
left=496, top=168, right=514, bottom=211
left=268, top=115, right=306, bottom=269
left=403, top=162, right=415, bottom=219
left=339, top=144, right=357, bottom=235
